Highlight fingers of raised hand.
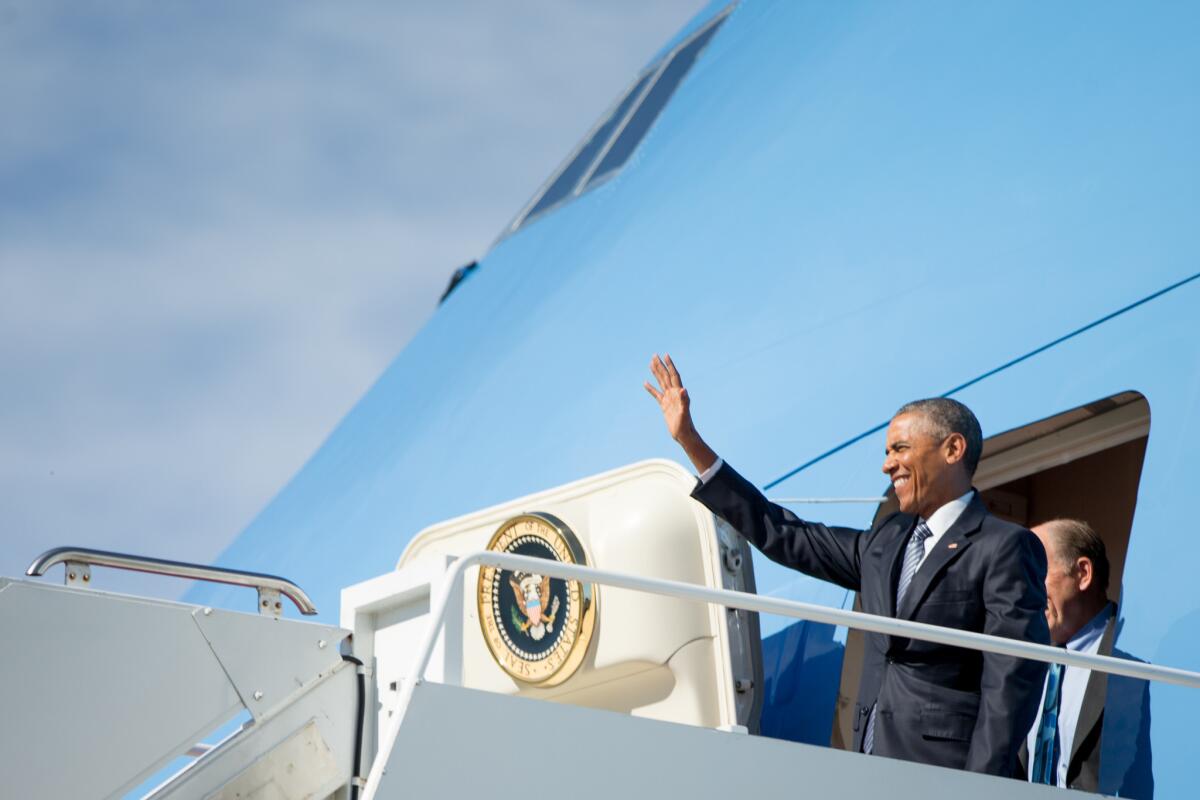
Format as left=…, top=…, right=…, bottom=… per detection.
left=649, top=354, right=669, bottom=388
left=650, top=353, right=682, bottom=389
left=663, top=354, right=682, bottom=387
left=643, top=381, right=663, bottom=402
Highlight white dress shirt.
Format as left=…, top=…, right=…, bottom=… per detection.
left=697, top=456, right=726, bottom=485
left=1024, top=605, right=1112, bottom=786
left=918, top=489, right=973, bottom=563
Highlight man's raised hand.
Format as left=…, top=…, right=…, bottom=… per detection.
left=644, top=353, right=691, bottom=441
left=644, top=353, right=718, bottom=473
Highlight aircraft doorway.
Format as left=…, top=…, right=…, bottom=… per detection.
left=830, top=391, right=1150, bottom=750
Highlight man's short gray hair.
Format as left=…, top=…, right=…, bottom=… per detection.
left=893, top=397, right=984, bottom=476
left=1041, top=518, right=1110, bottom=596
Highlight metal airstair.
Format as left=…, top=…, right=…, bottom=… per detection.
left=2, top=549, right=362, bottom=799
left=4, top=508, right=1194, bottom=800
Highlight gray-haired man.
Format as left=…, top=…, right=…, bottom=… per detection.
left=645, top=353, right=1050, bottom=776
left=1022, top=519, right=1153, bottom=796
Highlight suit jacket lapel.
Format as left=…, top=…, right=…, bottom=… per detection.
left=1070, top=609, right=1118, bottom=766
left=897, top=492, right=985, bottom=620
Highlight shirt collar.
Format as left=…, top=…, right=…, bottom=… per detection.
left=1066, top=603, right=1114, bottom=653
left=921, top=489, right=975, bottom=539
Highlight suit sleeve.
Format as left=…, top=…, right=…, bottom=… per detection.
left=691, top=460, right=865, bottom=591
left=965, top=527, right=1051, bottom=774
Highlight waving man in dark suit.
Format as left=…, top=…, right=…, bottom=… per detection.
left=645, top=354, right=1050, bottom=776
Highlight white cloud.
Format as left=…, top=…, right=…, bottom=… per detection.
left=0, top=0, right=707, bottom=594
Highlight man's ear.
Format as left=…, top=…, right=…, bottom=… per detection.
left=943, top=432, right=967, bottom=465
left=1076, top=557, right=1094, bottom=593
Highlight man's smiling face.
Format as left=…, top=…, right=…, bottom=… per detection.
left=882, top=412, right=961, bottom=519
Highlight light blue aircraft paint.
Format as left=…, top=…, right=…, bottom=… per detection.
left=189, top=1, right=1200, bottom=794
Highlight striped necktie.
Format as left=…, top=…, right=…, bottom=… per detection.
left=896, top=520, right=933, bottom=611
left=864, top=520, right=933, bottom=754
left=1032, top=662, right=1065, bottom=784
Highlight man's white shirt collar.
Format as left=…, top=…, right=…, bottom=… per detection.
left=1066, top=604, right=1111, bottom=654
left=917, top=490, right=974, bottom=561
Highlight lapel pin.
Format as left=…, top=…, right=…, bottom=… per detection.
left=947, top=542, right=958, bottom=549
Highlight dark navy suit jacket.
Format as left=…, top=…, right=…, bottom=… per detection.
left=692, top=462, right=1050, bottom=776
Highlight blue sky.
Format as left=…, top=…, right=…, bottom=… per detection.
left=0, top=0, right=705, bottom=595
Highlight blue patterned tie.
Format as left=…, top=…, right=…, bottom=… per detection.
left=1032, top=662, right=1064, bottom=784
left=864, top=521, right=933, bottom=754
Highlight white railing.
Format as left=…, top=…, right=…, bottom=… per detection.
left=363, top=550, right=1200, bottom=798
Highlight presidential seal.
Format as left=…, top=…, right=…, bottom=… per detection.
left=477, top=513, right=597, bottom=686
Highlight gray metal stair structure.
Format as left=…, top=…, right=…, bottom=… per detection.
left=0, top=557, right=360, bottom=800
left=374, top=680, right=1089, bottom=799
left=5, top=544, right=1196, bottom=798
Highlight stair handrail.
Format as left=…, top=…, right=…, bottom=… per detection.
left=25, top=545, right=318, bottom=616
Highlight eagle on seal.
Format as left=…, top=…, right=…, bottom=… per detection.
left=509, top=572, right=561, bottom=641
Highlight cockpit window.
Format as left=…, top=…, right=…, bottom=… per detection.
left=523, top=71, right=654, bottom=222
left=503, top=8, right=730, bottom=237
left=585, top=19, right=725, bottom=188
